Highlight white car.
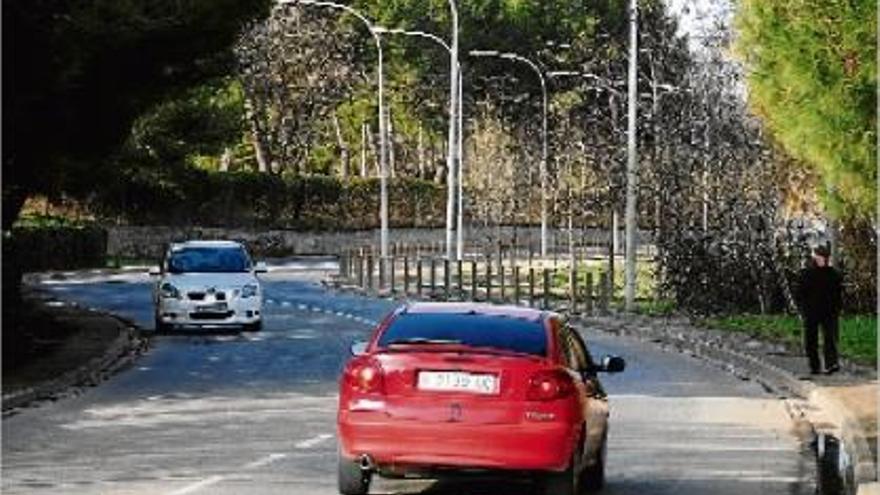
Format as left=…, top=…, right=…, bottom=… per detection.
left=150, top=240, right=266, bottom=332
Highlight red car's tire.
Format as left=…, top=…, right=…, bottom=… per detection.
left=582, top=436, right=606, bottom=492
left=337, top=454, right=371, bottom=495
left=543, top=453, right=580, bottom=495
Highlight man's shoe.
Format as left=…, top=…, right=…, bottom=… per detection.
left=825, top=365, right=840, bottom=375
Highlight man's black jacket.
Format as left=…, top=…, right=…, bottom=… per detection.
left=797, top=264, right=843, bottom=320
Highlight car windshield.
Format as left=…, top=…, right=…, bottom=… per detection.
left=167, top=247, right=251, bottom=274
left=378, top=312, right=547, bottom=357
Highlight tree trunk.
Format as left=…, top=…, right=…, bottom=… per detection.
left=332, top=114, right=350, bottom=179
left=219, top=147, right=232, bottom=172
left=360, top=122, right=368, bottom=178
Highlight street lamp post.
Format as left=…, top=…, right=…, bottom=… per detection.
left=469, top=50, right=549, bottom=258
left=284, top=0, right=390, bottom=264
left=370, top=26, right=465, bottom=260
left=624, top=0, right=639, bottom=312
left=446, top=0, right=460, bottom=261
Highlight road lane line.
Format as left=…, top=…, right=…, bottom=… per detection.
left=295, top=433, right=333, bottom=449
left=243, top=453, right=288, bottom=469
left=166, top=475, right=225, bottom=495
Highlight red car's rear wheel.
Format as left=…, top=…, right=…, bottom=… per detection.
left=543, top=452, right=580, bottom=495
left=337, top=453, right=371, bottom=495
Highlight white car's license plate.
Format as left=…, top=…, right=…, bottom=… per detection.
left=417, top=371, right=498, bottom=394
left=196, top=303, right=228, bottom=312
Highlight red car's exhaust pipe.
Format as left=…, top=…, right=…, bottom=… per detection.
left=359, top=454, right=375, bottom=471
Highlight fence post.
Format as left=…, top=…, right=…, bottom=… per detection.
left=529, top=267, right=536, bottom=307
left=570, top=266, right=578, bottom=314
left=499, top=265, right=506, bottom=302
left=417, top=259, right=423, bottom=297
left=357, top=254, right=364, bottom=288
left=403, top=256, right=410, bottom=295
left=585, top=272, right=594, bottom=314
left=444, top=259, right=451, bottom=300
left=599, top=272, right=609, bottom=314
left=379, top=257, right=387, bottom=291
left=339, top=251, right=347, bottom=279
left=485, top=256, right=493, bottom=302
left=457, top=259, right=464, bottom=299
left=389, top=257, right=396, bottom=294
left=543, top=269, right=551, bottom=309
left=430, top=258, right=437, bottom=295
left=514, top=266, right=521, bottom=305
left=470, top=260, right=478, bottom=301
left=367, top=256, right=375, bottom=291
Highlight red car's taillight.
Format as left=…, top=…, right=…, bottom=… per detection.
left=526, top=370, right=575, bottom=401
left=345, top=359, right=385, bottom=394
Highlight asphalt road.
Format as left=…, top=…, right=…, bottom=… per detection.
left=3, top=262, right=815, bottom=494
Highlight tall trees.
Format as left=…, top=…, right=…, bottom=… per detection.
left=735, top=0, right=877, bottom=221
left=2, top=0, right=271, bottom=229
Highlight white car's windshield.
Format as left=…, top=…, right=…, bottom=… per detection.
left=167, top=247, right=251, bottom=274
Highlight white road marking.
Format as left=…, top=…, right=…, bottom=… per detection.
left=243, top=452, right=288, bottom=469
left=295, top=433, right=333, bottom=449
left=165, top=434, right=331, bottom=494
left=166, top=475, right=225, bottom=495
left=281, top=301, right=291, bottom=307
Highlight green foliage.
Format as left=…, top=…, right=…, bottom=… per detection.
left=735, top=0, right=877, bottom=220
left=93, top=170, right=445, bottom=230
left=707, top=314, right=877, bottom=366
left=5, top=225, right=108, bottom=272
left=130, top=78, right=247, bottom=168
left=3, top=0, right=271, bottom=228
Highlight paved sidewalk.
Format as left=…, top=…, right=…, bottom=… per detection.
left=2, top=288, right=147, bottom=412
left=576, top=313, right=878, bottom=493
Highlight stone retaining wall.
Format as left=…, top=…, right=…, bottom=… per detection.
left=107, top=225, right=653, bottom=259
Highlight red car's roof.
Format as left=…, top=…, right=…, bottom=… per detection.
left=402, top=302, right=547, bottom=322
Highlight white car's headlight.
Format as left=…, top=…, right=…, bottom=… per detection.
left=241, top=284, right=259, bottom=298
left=160, top=282, right=181, bottom=299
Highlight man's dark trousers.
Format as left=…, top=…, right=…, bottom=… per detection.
left=804, top=315, right=839, bottom=373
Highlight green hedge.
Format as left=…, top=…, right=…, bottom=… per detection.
left=93, top=170, right=446, bottom=230
left=4, top=225, right=108, bottom=273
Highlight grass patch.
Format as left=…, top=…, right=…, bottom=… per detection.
left=706, top=314, right=877, bottom=367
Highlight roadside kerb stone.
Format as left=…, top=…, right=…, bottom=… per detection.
left=574, top=313, right=878, bottom=492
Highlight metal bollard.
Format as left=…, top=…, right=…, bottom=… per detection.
left=367, top=256, right=375, bottom=291
left=529, top=267, right=536, bottom=307
left=499, top=265, right=506, bottom=302
left=569, top=268, right=578, bottom=313
left=403, top=257, right=410, bottom=295
left=599, top=272, right=609, bottom=314
left=585, top=272, right=594, bottom=314
left=357, top=255, right=364, bottom=288
left=417, top=259, right=423, bottom=297
left=444, top=259, right=451, bottom=300
left=457, top=260, right=465, bottom=301
left=379, top=257, right=387, bottom=291
left=430, top=259, right=437, bottom=295
left=389, top=257, right=396, bottom=294
left=514, top=266, right=521, bottom=305
left=543, top=269, right=551, bottom=309
left=470, top=260, right=478, bottom=301
left=485, top=257, right=493, bottom=302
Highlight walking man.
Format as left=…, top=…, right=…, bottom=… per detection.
left=797, top=244, right=843, bottom=375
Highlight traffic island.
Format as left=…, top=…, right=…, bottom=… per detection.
left=2, top=287, right=149, bottom=413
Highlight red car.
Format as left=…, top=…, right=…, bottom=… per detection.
left=337, top=302, right=625, bottom=495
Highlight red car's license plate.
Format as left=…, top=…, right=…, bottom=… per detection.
left=417, top=371, right=498, bottom=394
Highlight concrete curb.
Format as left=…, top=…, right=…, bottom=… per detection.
left=572, top=314, right=877, bottom=491
left=2, top=312, right=148, bottom=413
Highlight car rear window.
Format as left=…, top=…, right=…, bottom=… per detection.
left=377, top=313, right=548, bottom=357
